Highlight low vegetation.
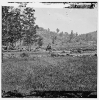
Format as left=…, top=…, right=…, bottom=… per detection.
left=2, top=54, right=97, bottom=97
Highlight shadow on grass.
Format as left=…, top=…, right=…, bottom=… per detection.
left=2, top=90, right=97, bottom=98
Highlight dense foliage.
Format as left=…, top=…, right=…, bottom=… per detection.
left=2, top=6, right=42, bottom=50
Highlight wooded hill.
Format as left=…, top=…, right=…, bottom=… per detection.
left=36, top=27, right=97, bottom=50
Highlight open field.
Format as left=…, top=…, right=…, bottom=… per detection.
left=2, top=51, right=97, bottom=97
left=2, top=4, right=97, bottom=98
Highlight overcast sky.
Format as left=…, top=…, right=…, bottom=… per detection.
left=2, top=2, right=97, bottom=34
left=34, top=7, right=97, bottom=34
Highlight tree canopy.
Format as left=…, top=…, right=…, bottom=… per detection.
left=2, top=6, right=41, bottom=50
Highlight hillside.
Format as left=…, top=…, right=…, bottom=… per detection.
left=78, top=31, right=97, bottom=42
left=36, top=27, right=97, bottom=50
left=13, top=27, right=97, bottom=50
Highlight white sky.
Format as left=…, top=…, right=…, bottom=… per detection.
left=34, top=7, right=97, bottom=34
left=1, top=1, right=98, bottom=34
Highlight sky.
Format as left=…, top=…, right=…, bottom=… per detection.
left=1, top=2, right=98, bottom=34
left=34, top=7, right=97, bottom=34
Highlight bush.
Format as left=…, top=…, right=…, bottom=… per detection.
left=94, top=54, right=97, bottom=56
left=62, top=50, right=65, bottom=53
left=20, top=53, right=29, bottom=58
left=51, top=53, right=58, bottom=57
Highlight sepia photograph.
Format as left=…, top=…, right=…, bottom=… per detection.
left=1, top=1, right=97, bottom=98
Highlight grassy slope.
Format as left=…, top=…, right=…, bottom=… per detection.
left=36, top=27, right=97, bottom=49
left=2, top=55, right=97, bottom=94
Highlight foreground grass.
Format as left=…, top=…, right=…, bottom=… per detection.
left=2, top=55, right=97, bottom=96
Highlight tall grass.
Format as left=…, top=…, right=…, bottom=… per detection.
left=2, top=55, right=97, bottom=96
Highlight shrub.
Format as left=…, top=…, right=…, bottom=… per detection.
left=20, top=53, right=29, bottom=58
left=62, top=50, right=65, bottom=53
left=94, top=54, right=97, bottom=56
left=51, top=53, right=58, bottom=57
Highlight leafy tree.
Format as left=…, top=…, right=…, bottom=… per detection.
left=48, top=28, right=50, bottom=32
left=37, top=36, right=43, bottom=48
left=75, top=32, right=78, bottom=36
left=56, top=28, right=60, bottom=33
left=85, top=34, right=92, bottom=42
left=2, top=6, right=10, bottom=45
left=52, top=36, right=57, bottom=44
left=59, top=31, right=63, bottom=37
left=2, top=6, right=21, bottom=48
left=9, top=8, right=21, bottom=46
left=21, top=7, right=36, bottom=51
left=69, top=30, right=74, bottom=42
left=2, top=6, right=43, bottom=51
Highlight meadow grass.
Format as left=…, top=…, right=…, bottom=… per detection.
left=2, top=54, right=97, bottom=95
